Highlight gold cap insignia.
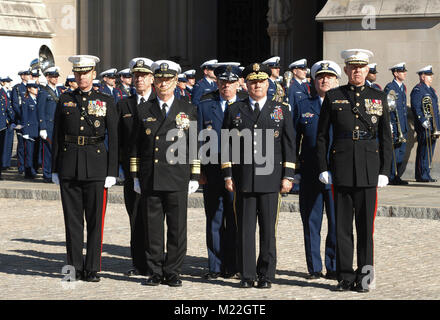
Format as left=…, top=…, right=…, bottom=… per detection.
left=160, top=63, right=169, bottom=71
left=321, top=63, right=329, bottom=70
left=253, top=63, right=260, bottom=72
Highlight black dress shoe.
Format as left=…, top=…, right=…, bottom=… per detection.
left=306, top=272, right=324, bottom=280
left=126, top=268, right=147, bottom=277
left=352, top=281, right=370, bottom=293
left=75, top=270, right=84, bottom=281
left=203, top=272, right=221, bottom=280
left=325, top=271, right=337, bottom=280
left=334, top=280, right=354, bottom=292
left=416, top=178, right=430, bottom=182
left=43, top=178, right=52, bottom=183
left=165, top=275, right=182, bottom=287
left=429, top=178, right=437, bottom=182
left=144, top=274, right=163, bottom=286
left=85, top=271, right=100, bottom=282
left=221, top=272, right=237, bottom=279
left=239, top=280, right=254, bottom=288
left=256, top=277, right=272, bottom=289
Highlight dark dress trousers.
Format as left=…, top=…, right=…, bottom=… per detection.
left=316, top=84, right=392, bottom=284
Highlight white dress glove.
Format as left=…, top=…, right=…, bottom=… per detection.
left=422, top=120, right=430, bottom=129
left=104, top=176, right=117, bottom=189
left=40, top=130, right=48, bottom=140
left=52, top=173, right=60, bottom=185
left=188, top=180, right=199, bottom=195
left=293, top=174, right=301, bottom=184
left=133, top=178, right=141, bottom=194
left=319, top=171, right=332, bottom=185
left=117, top=165, right=125, bottom=182
left=22, top=134, right=30, bottom=140
left=378, top=175, right=389, bottom=188
left=390, top=123, right=394, bottom=134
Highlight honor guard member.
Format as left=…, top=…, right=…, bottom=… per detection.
left=37, top=66, right=63, bottom=183
left=12, top=69, right=32, bottom=174
left=191, top=59, right=218, bottom=106
left=384, top=63, right=409, bottom=185
left=316, top=49, right=392, bottom=292
left=0, top=77, right=14, bottom=179
left=288, top=59, right=311, bottom=110
left=293, top=60, right=340, bottom=281
left=65, top=75, right=78, bottom=92
left=100, top=68, right=124, bottom=103
left=410, top=65, right=440, bottom=182
left=183, top=69, right=196, bottom=95
left=130, top=60, right=200, bottom=287
left=197, top=64, right=240, bottom=280
left=118, top=68, right=136, bottom=98
left=51, top=55, right=118, bottom=282
left=174, top=74, right=191, bottom=102
left=221, top=63, right=296, bottom=289
left=366, top=63, right=382, bottom=91
left=20, top=80, right=40, bottom=179
left=2, top=76, right=14, bottom=170
left=117, top=57, right=155, bottom=276
left=262, top=56, right=285, bottom=102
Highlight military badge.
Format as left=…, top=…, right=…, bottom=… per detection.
left=270, top=106, right=284, bottom=122
left=371, top=116, right=377, bottom=124
left=302, top=112, right=315, bottom=118
left=94, top=120, right=101, bottom=128
left=64, top=102, right=77, bottom=108
left=145, top=128, right=151, bottom=135
left=175, top=112, right=190, bottom=130
left=160, top=63, right=169, bottom=72
left=146, top=117, right=157, bottom=122
left=88, top=100, right=107, bottom=117
left=332, top=100, right=350, bottom=104
left=274, top=130, right=280, bottom=138
left=253, top=63, right=260, bottom=72
left=178, top=130, right=184, bottom=138
left=365, top=99, right=383, bottom=116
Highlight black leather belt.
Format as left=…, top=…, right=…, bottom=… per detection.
left=64, top=135, right=105, bottom=146
left=335, top=130, right=375, bottom=141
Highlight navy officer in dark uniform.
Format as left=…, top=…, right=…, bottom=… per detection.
left=384, top=62, right=409, bottom=185
left=221, top=63, right=296, bottom=289
left=52, top=55, right=119, bottom=282
left=117, top=57, right=155, bottom=277
left=316, top=49, right=392, bottom=292
left=293, top=60, right=340, bottom=281
left=410, top=65, right=440, bottom=182
left=130, top=60, right=200, bottom=287
left=198, top=64, right=241, bottom=280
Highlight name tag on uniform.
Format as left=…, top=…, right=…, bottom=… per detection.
left=123, top=113, right=132, bottom=118
left=302, top=112, right=315, bottom=118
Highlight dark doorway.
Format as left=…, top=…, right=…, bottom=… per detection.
left=217, top=0, right=270, bottom=66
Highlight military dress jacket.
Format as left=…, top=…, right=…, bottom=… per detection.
left=52, top=89, right=119, bottom=181
left=221, top=98, right=296, bottom=193
left=384, top=80, right=409, bottom=138
left=316, top=84, right=392, bottom=187
left=117, top=91, right=156, bottom=166
left=410, top=82, right=440, bottom=132
left=130, top=98, right=200, bottom=192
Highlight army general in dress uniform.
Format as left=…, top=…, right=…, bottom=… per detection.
left=221, top=63, right=296, bottom=289
left=52, top=55, right=119, bottom=282
left=130, top=60, right=200, bottom=287
left=316, top=49, right=392, bottom=292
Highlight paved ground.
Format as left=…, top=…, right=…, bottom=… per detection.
left=0, top=196, right=439, bottom=301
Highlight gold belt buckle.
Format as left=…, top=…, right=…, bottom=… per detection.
left=78, top=136, right=85, bottom=146
left=352, top=130, right=360, bottom=141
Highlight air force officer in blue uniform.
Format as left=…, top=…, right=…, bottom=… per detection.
left=197, top=64, right=241, bottom=280
left=293, top=60, right=339, bottom=280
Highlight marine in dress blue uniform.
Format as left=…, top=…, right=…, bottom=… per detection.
left=20, top=80, right=40, bottom=179
left=410, top=65, right=440, bottom=182
left=366, top=63, right=382, bottom=91
left=37, top=66, right=64, bottom=182
left=0, top=77, right=15, bottom=178
left=198, top=64, right=241, bottom=280
left=221, top=63, right=296, bottom=289
left=191, top=59, right=218, bottom=106
left=293, top=60, right=340, bottom=280
left=384, top=63, right=409, bottom=185
left=11, top=69, right=32, bottom=174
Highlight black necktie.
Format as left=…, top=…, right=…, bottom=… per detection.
left=162, top=103, right=168, bottom=118
left=254, top=102, right=260, bottom=118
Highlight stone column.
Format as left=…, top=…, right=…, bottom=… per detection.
left=267, top=0, right=293, bottom=68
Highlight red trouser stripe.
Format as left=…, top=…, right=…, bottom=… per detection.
left=99, top=188, right=108, bottom=271
left=372, top=187, right=378, bottom=264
